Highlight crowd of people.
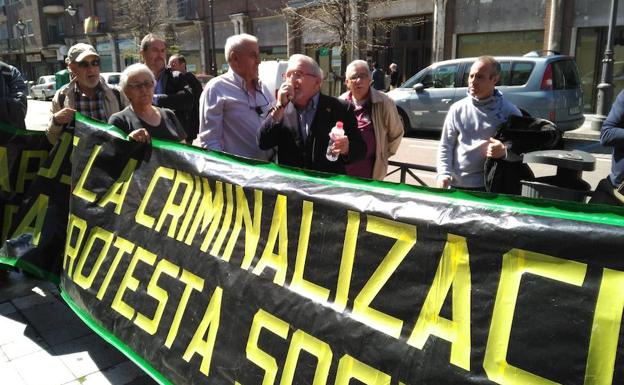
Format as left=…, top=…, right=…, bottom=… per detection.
left=3, top=31, right=624, bottom=207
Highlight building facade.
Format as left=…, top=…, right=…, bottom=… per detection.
left=0, top=0, right=622, bottom=111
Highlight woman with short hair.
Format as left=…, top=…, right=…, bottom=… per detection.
left=108, top=63, right=187, bottom=143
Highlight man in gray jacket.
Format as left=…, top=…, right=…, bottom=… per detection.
left=47, top=43, right=125, bottom=145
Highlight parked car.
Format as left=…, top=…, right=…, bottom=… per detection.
left=101, top=72, right=121, bottom=87
left=387, top=52, right=585, bottom=132
left=30, top=75, right=56, bottom=101
left=195, top=73, right=213, bottom=88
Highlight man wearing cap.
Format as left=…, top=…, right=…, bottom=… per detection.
left=140, top=34, right=198, bottom=143
left=47, top=43, right=125, bottom=145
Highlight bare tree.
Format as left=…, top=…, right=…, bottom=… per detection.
left=283, top=0, right=427, bottom=76
left=111, top=0, right=177, bottom=41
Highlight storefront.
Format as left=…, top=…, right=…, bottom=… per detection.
left=96, top=40, right=114, bottom=72
left=575, top=26, right=624, bottom=113
left=456, top=30, right=544, bottom=58
left=117, top=37, right=139, bottom=71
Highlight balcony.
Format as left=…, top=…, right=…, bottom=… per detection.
left=42, top=0, right=65, bottom=15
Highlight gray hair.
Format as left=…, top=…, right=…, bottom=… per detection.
left=476, top=55, right=501, bottom=78
left=140, top=33, right=165, bottom=52
left=120, top=63, right=156, bottom=93
left=389, top=63, right=398, bottom=71
left=345, top=60, right=371, bottom=78
left=224, top=34, right=258, bottom=63
left=288, top=54, right=324, bottom=79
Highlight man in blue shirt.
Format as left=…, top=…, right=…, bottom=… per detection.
left=590, top=90, right=624, bottom=206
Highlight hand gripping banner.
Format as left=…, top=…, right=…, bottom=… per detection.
left=5, top=115, right=624, bottom=385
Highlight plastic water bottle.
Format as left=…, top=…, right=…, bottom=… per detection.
left=326, top=121, right=344, bottom=161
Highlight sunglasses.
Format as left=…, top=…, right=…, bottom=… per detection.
left=77, top=59, right=100, bottom=68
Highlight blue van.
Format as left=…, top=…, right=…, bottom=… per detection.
left=388, top=52, right=584, bottom=132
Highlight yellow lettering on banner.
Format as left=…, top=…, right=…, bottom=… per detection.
left=176, top=176, right=203, bottom=242
left=334, top=355, right=391, bottom=385
left=182, top=287, right=223, bottom=376
left=73, top=145, right=101, bottom=203
left=98, top=159, right=137, bottom=214
left=11, top=194, right=49, bottom=246
left=483, top=248, right=587, bottom=385
left=111, top=247, right=157, bottom=321
left=280, top=329, right=332, bottom=385
left=224, top=187, right=262, bottom=265
left=155, top=170, right=194, bottom=237
left=134, top=259, right=180, bottom=335
left=37, top=131, right=72, bottom=184
left=165, top=269, right=205, bottom=348
left=64, top=214, right=88, bottom=277
left=352, top=215, right=416, bottom=338
left=73, top=227, right=115, bottom=290
left=210, top=182, right=234, bottom=257
left=16, top=150, right=47, bottom=193
left=198, top=181, right=224, bottom=252
left=0, top=147, right=9, bottom=192
left=584, top=268, right=624, bottom=385
left=407, top=234, right=471, bottom=371
left=291, top=201, right=330, bottom=303
left=246, top=309, right=290, bottom=385
left=252, top=194, right=288, bottom=285
left=136, top=166, right=175, bottom=229
left=333, top=211, right=360, bottom=312
left=96, top=236, right=136, bottom=300
left=1, top=204, right=18, bottom=244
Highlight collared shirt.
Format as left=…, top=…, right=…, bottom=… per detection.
left=73, top=83, right=106, bottom=122
left=296, top=92, right=320, bottom=142
left=198, top=69, right=274, bottom=160
left=344, top=93, right=375, bottom=178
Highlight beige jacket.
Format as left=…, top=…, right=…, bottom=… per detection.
left=46, top=78, right=126, bottom=144
left=340, top=87, right=404, bottom=180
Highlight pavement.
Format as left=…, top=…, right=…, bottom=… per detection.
left=0, top=270, right=158, bottom=385
left=563, top=114, right=601, bottom=141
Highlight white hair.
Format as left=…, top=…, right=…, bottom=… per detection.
left=120, top=63, right=155, bottom=93
left=224, top=34, right=258, bottom=63
left=345, top=60, right=371, bottom=78
left=389, top=63, right=398, bottom=71
left=288, top=54, right=324, bottom=79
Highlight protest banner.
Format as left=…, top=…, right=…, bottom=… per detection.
left=3, top=115, right=624, bottom=384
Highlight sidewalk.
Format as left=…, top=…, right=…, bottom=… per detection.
left=0, top=270, right=158, bottom=385
left=563, top=114, right=601, bottom=141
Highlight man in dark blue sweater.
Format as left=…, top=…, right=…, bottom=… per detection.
left=590, top=90, right=624, bottom=206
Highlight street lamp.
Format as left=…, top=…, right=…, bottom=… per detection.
left=593, top=0, right=620, bottom=131
left=209, top=0, right=216, bottom=75
left=15, top=19, right=28, bottom=80
left=65, top=3, right=77, bottom=44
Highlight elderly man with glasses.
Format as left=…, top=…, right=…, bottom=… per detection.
left=198, top=33, right=274, bottom=160
left=47, top=43, right=126, bottom=145
left=258, top=54, right=365, bottom=174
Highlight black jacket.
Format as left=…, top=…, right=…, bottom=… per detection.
left=155, top=68, right=199, bottom=141
left=258, top=94, right=365, bottom=175
left=485, top=114, right=562, bottom=194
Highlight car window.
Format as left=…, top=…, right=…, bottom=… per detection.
left=403, top=68, right=429, bottom=88
left=510, top=62, right=534, bottom=86
left=552, top=60, right=580, bottom=90
left=431, top=64, right=458, bottom=88
left=461, top=61, right=510, bottom=86
left=107, top=75, right=120, bottom=85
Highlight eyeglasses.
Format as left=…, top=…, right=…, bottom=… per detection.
left=77, top=59, right=100, bottom=68
left=248, top=91, right=269, bottom=117
left=283, top=70, right=318, bottom=80
left=348, top=73, right=370, bottom=81
left=127, top=80, right=155, bottom=90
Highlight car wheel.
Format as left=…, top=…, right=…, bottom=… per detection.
left=397, top=108, right=412, bottom=135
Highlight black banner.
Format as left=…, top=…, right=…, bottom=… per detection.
left=57, top=116, right=624, bottom=385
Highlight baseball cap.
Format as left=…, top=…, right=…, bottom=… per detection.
left=65, top=43, right=99, bottom=65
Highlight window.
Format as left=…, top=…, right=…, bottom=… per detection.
left=95, top=0, right=107, bottom=24
left=510, top=62, right=534, bottom=86
left=552, top=60, right=580, bottom=90
left=0, top=22, right=7, bottom=40
left=461, top=60, right=511, bottom=87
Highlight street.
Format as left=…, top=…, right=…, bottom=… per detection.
left=25, top=98, right=610, bottom=191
